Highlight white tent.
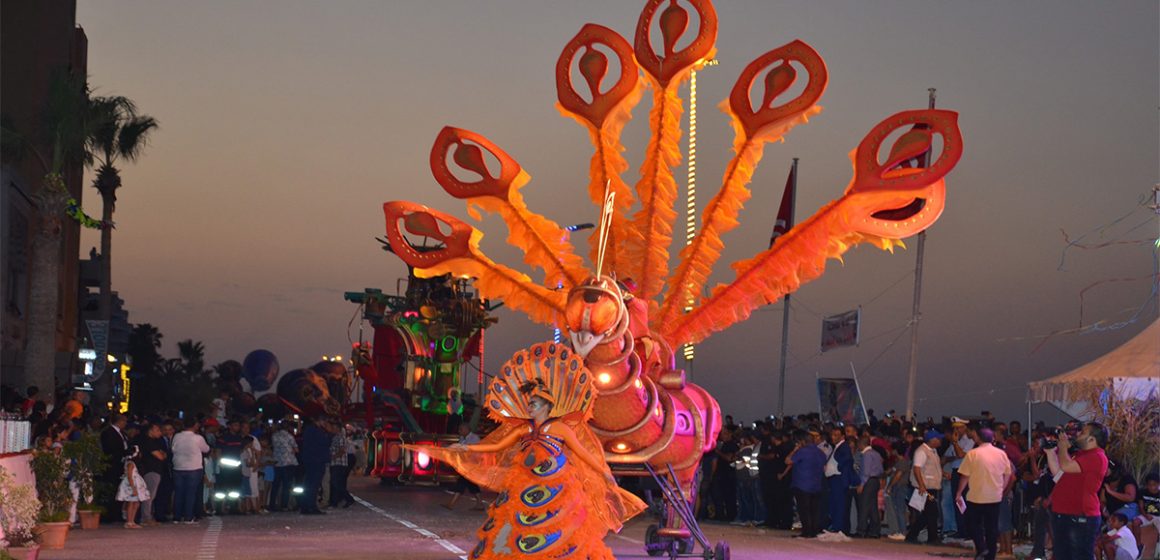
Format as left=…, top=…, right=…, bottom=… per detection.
left=1028, top=319, right=1160, bottom=419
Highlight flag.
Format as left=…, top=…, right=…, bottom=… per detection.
left=768, top=163, right=796, bottom=249
left=820, top=308, right=861, bottom=352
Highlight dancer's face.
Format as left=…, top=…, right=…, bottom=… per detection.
left=529, top=397, right=552, bottom=423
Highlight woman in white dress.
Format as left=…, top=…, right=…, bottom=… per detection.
left=116, top=451, right=151, bottom=529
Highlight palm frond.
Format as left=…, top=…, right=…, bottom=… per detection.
left=116, top=116, right=159, bottom=160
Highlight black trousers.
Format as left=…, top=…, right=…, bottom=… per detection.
left=761, top=476, right=793, bottom=529
left=152, top=472, right=173, bottom=521
left=712, top=475, right=737, bottom=521
left=906, top=489, right=941, bottom=543
left=856, top=478, right=882, bottom=537
left=269, top=466, right=295, bottom=510
left=966, top=501, right=1000, bottom=560
left=327, top=465, right=352, bottom=506
left=793, top=489, right=823, bottom=538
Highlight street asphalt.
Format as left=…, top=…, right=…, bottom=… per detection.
left=36, top=475, right=979, bottom=560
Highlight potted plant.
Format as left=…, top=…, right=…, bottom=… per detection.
left=29, top=450, right=73, bottom=549
left=62, top=433, right=108, bottom=529
left=0, top=466, right=41, bottom=560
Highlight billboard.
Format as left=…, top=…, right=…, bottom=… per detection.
left=817, top=377, right=868, bottom=426
left=820, top=308, right=860, bottom=352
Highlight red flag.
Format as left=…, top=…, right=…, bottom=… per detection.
left=769, top=163, right=797, bottom=248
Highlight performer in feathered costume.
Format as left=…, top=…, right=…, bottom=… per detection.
left=406, top=342, right=646, bottom=559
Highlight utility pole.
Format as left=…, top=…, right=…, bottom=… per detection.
left=904, top=88, right=937, bottom=420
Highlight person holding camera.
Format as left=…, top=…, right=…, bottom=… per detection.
left=1044, top=422, right=1110, bottom=560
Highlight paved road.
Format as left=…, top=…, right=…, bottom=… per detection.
left=39, top=475, right=975, bottom=560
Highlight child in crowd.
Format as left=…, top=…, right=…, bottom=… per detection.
left=1133, top=473, right=1160, bottom=560
left=1098, top=512, right=1139, bottom=560
left=117, top=451, right=150, bottom=529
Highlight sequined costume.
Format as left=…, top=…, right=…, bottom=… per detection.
left=407, top=342, right=645, bottom=559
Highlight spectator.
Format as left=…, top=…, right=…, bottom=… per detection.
left=884, top=441, right=913, bottom=540
left=855, top=435, right=884, bottom=539
left=787, top=430, right=826, bottom=539
left=116, top=450, right=149, bottom=529
left=1024, top=436, right=1055, bottom=560
left=1045, top=422, right=1110, bottom=560
left=327, top=418, right=354, bottom=509
left=824, top=426, right=857, bottom=535
left=152, top=422, right=176, bottom=522
left=269, top=421, right=299, bottom=512
left=1097, top=512, right=1138, bottom=560
left=711, top=428, right=739, bottom=522
left=216, top=418, right=247, bottom=514
left=100, top=414, right=131, bottom=521
left=1103, top=465, right=1138, bottom=521
left=955, top=428, right=1013, bottom=560
left=758, top=427, right=793, bottom=530
left=733, top=431, right=762, bottom=527
left=1132, top=473, right=1159, bottom=560
left=942, top=419, right=975, bottom=538
left=906, top=430, right=944, bottom=545
left=299, top=417, right=329, bottom=515
left=172, top=419, right=210, bottom=524
left=134, top=423, right=168, bottom=525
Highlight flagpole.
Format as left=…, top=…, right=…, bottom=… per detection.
left=904, top=88, right=937, bottom=420
left=777, top=158, right=799, bottom=416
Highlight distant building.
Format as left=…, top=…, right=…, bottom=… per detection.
left=0, top=1, right=89, bottom=393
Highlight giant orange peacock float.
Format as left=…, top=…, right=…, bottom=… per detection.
left=390, top=0, right=963, bottom=557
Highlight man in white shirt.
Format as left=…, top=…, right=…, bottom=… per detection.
left=171, top=420, right=211, bottom=524
left=906, top=431, right=945, bottom=545
left=954, top=428, right=1013, bottom=560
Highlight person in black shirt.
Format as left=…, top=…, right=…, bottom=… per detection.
left=758, top=428, right=793, bottom=529
left=1133, top=473, right=1159, bottom=560
left=712, top=429, right=739, bottom=522
left=1023, top=438, right=1054, bottom=560
left=1103, top=466, right=1138, bottom=521
left=133, top=424, right=167, bottom=525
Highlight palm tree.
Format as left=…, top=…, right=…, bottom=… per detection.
left=89, top=98, right=158, bottom=322
left=127, top=323, right=163, bottom=413
left=176, top=339, right=207, bottom=382
left=1, top=71, right=107, bottom=406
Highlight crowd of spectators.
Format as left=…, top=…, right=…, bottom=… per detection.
left=690, top=410, right=1157, bottom=560
left=2, top=384, right=368, bottom=527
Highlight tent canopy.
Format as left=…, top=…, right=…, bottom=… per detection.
left=1028, top=320, right=1160, bottom=405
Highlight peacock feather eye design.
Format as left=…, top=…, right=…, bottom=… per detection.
left=471, top=539, right=487, bottom=559
left=482, top=517, right=496, bottom=531
left=516, top=530, right=562, bottom=553
left=494, top=491, right=509, bottom=507
left=520, top=484, right=563, bottom=507
left=516, top=509, right=559, bottom=526
left=531, top=454, right=567, bottom=477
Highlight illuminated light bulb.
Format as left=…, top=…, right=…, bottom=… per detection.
left=613, top=442, right=629, bottom=452
left=597, top=372, right=612, bottom=385
left=633, top=379, right=642, bottom=389
left=214, top=492, right=226, bottom=500
left=416, top=451, right=431, bottom=469
left=227, top=491, right=241, bottom=499
left=292, top=487, right=304, bottom=495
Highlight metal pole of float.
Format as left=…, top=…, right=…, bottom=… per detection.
left=777, top=158, right=799, bottom=417
left=904, top=88, right=937, bottom=421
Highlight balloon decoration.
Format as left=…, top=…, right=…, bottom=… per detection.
left=241, top=350, right=280, bottom=393
left=379, top=0, right=964, bottom=552
left=276, top=368, right=341, bottom=418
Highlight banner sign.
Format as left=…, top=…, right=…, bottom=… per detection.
left=86, top=320, right=110, bottom=378
left=817, top=377, right=868, bottom=425
left=820, top=307, right=860, bottom=352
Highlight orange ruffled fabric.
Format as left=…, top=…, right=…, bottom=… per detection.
left=653, top=99, right=823, bottom=332
left=406, top=419, right=645, bottom=559
left=554, top=78, right=645, bottom=277
left=415, top=230, right=566, bottom=327
left=464, top=169, right=589, bottom=291
left=621, top=80, right=684, bottom=305
left=659, top=190, right=902, bottom=347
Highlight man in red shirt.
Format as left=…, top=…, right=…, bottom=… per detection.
left=1045, top=422, right=1109, bottom=560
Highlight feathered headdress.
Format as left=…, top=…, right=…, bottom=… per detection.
left=485, top=342, right=595, bottom=421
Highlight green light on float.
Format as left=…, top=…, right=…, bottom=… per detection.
left=440, top=336, right=459, bottom=353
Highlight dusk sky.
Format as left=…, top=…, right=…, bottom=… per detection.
left=75, top=1, right=1158, bottom=422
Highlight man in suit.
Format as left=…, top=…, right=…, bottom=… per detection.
left=99, top=414, right=131, bottom=521
left=152, top=422, right=176, bottom=522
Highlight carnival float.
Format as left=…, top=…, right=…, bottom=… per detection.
left=364, top=0, right=963, bottom=557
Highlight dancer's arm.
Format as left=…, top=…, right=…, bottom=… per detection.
left=463, top=427, right=526, bottom=453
